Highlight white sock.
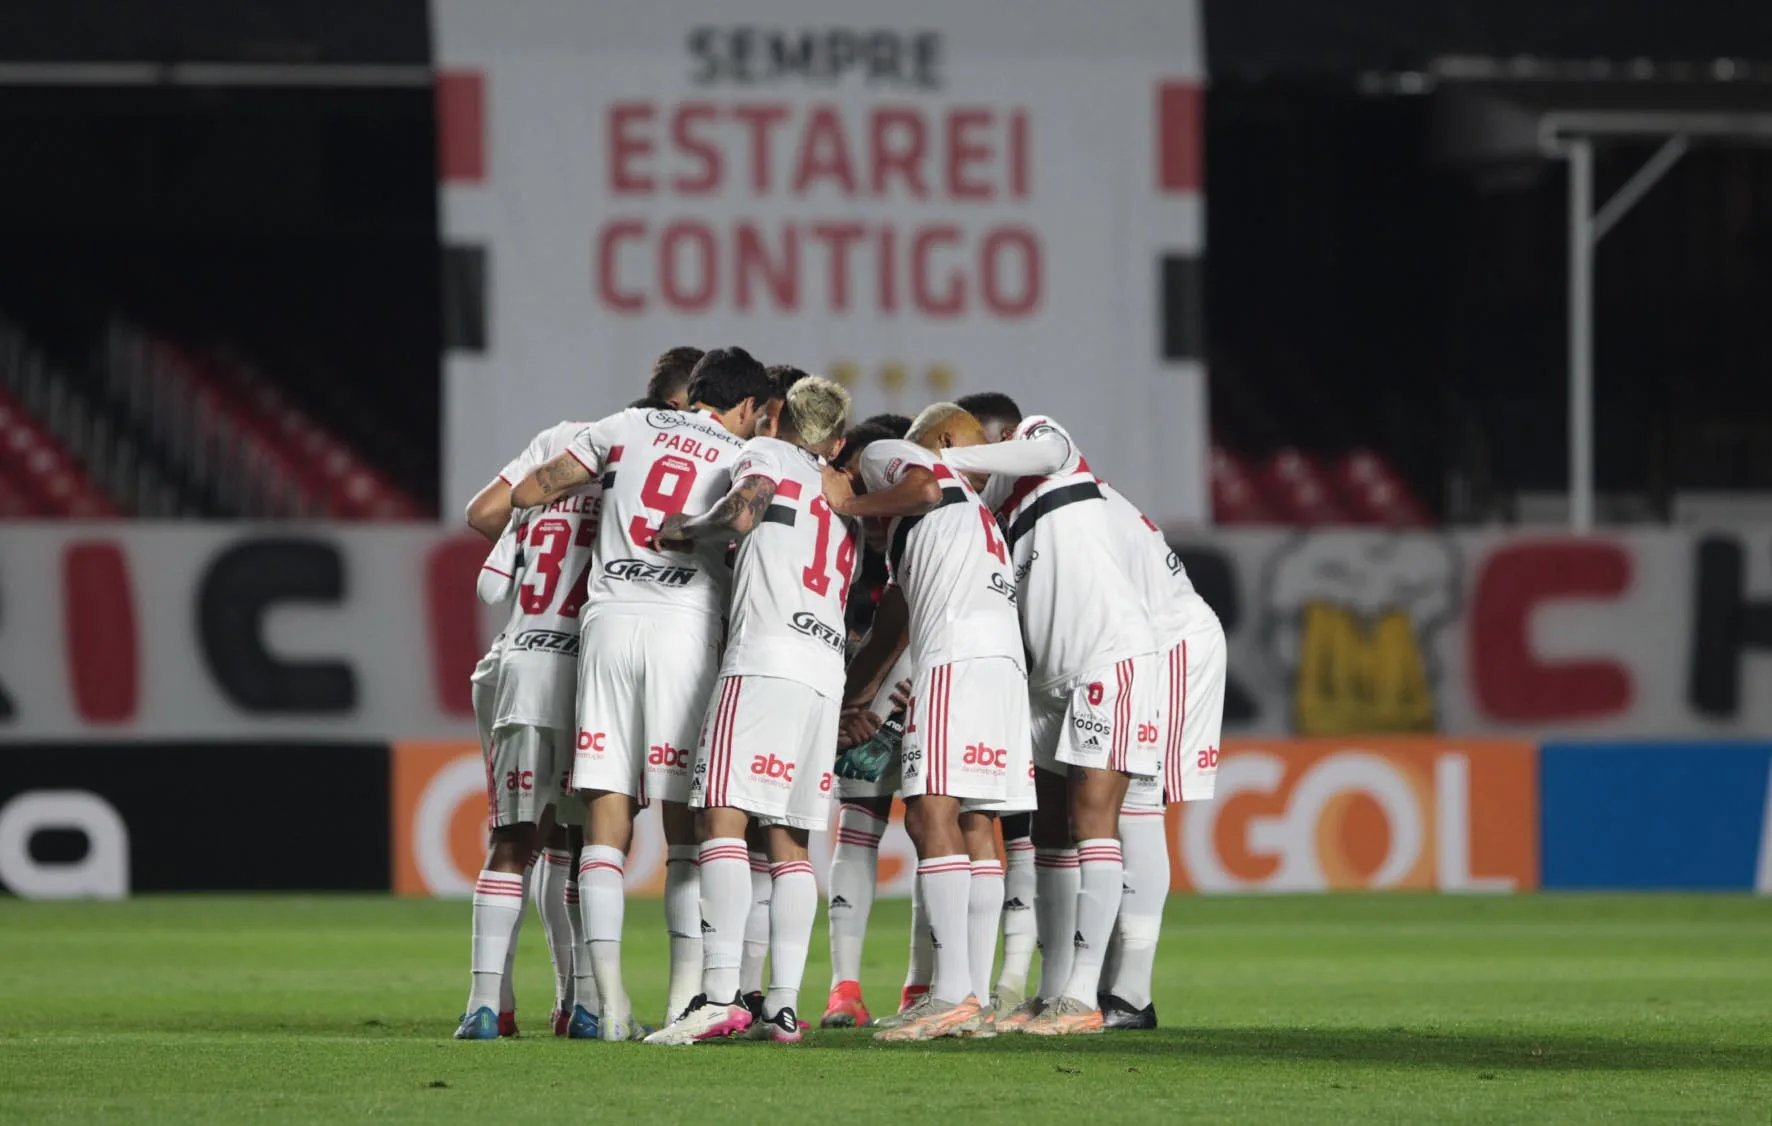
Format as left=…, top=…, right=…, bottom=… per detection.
left=1063, top=839, right=1124, bottom=1006
left=665, top=844, right=703, bottom=1022
left=468, top=869, right=524, bottom=1014
left=998, top=837, right=1036, bottom=995
left=497, top=860, right=534, bottom=1015
left=919, top=855, right=974, bottom=1004
left=1034, top=848, right=1079, bottom=1001
left=741, top=851, right=771, bottom=996
left=565, top=873, right=598, bottom=1016
left=764, top=859, right=817, bottom=1019
left=697, top=837, right=751, bottom=1005
left=1106, top=813, right=1169, bottom=1008
left=536, top=848, right=575, bottom=1010
left=578, top=845, right=629, bottom=1024
left=905, top=875, right=934, bottom=991
left=827, top=805, right=884, bottom=987
left=967, top=859, right=1004, bottom=1005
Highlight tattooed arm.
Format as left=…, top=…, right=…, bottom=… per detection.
left=511, top=451, right=592, bottom=509
left=656, top=475, right=777, bottom=551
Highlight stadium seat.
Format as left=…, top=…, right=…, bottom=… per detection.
left=1260, top=448, right=1350, bottom=525
left=1210, top=444, right=1277, bottom=524
left=1332, top=449, right=1432, bottom=526
left=0, top=388, right=117, bottom=517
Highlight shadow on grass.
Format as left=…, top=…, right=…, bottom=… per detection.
left=787, top=1025, right=1772, bottom=1072
left=81, top=1016, right=1771, bottom=1074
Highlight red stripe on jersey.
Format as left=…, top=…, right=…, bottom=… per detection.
left=774, top=477, right=803, bottom=500
left=566, top=446, right=595, bottom=473
left=931, top=462, right=957, bottom=482
left=997, top=474, right=1043, bottom=521
left=606, top=445, right=625, bottom=464
left=480, top=564, right=512, bottom=579
left=496, top=473, right=513, bottom=486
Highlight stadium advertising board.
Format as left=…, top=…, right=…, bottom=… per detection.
left=432, top=0, right=1209, bottom=524
left=389, top=737, right=1536, bottom=898
left=1172, top=738, right=1538, bottom=893
left=6, top=526, right=1772, bottom=743
left=0, top=743, right=390, bottom=898
left=1538, top=742, right=1772, bottom=892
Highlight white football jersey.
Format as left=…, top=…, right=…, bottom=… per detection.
left=1098, top=481, right=1217, bottom=646
left=718, top=437, right=856, bottom=700
left=494, top=421, right=602, bottom=728
left=944, top=415, right=1155, bottom=691
left=857, top=439, right=1022, bottom=671
left=567, top=407, right=747, bottom=623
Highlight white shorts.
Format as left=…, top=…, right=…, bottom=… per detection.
left=1032, top=653, right=1163, bottom=779
left=836, top=649, right=913, bottom=801
left=901, top=656, right=1031, bottom=808
left=691, top=674, right=839, bottom=831
left=494, top=648, right=578, bottom=733
left=572, top=612, right=720, bottom=805
left=471, top=640, right=503, bottom=754
left=1125, top=623, right=1228, bottom=809
left=486, top=724, right=569, bottom=829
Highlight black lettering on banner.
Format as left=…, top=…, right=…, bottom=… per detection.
left=199, top=539, right=357, bottom=713
left=1175, top=544, right=1257, bottom=725
left=1688, top=535, right=1772, bottom=716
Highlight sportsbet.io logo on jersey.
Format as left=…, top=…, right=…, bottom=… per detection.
left=604, top=559, right=696, bottom=586
left=788, top=610, right=845, bottom=652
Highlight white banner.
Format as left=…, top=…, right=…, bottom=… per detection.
left=434, top=0, right=1208, bottom=524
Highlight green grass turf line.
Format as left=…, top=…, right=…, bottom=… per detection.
left=0, top=895, right=1768, bottom=1124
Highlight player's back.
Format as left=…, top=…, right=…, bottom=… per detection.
left=574, top=407, right=747, bottom=622
left=495, top=421, right=602, bottom=728
left=976, top=415, right=1155, bottom=690
left=723, top=436, right=857, bottom=700
left=860, top=439, right=1021, bottom=671
left=1098, top=481, right=1217, bottom=645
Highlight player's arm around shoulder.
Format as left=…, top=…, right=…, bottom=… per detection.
left=824, top=455, right=943, bottom=520
left=656, top=472, right=777, bottom=551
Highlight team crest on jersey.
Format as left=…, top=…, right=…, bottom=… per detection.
left=604, top=559, right=696, bottom=586
left=788, top=610, right=845, bottom=652
left=511, top=629, right=580, bottom=656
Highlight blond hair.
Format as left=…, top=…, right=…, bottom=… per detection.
left=782, top=376, right=852, bottom=446
left=906, top=402, right=970, bottom=444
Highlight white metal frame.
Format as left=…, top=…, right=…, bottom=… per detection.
left=1540, top=110, right=1772, bottom=532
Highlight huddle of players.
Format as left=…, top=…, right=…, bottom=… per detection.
left=454, top=343, right=1226, bottom=1045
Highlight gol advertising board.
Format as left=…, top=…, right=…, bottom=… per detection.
left=433, top=0, right=1209, bottom=523
left=1172, top=738, right=1539, bottom=893
left=390, top=738, right=1537, bottom=897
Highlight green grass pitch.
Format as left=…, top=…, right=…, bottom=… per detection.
left=1, top=894, right=1769, bottom=1124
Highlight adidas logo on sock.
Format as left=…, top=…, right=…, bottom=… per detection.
left=1122, top=885, right=1133, bottom=895
left=830, top=895, right=851, bottom=908
left=1003, top=897, right=1030, bottom=911
left=1072, top=930, right=1089, bottom=950
left=700, top=920, right=715, bottom=933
